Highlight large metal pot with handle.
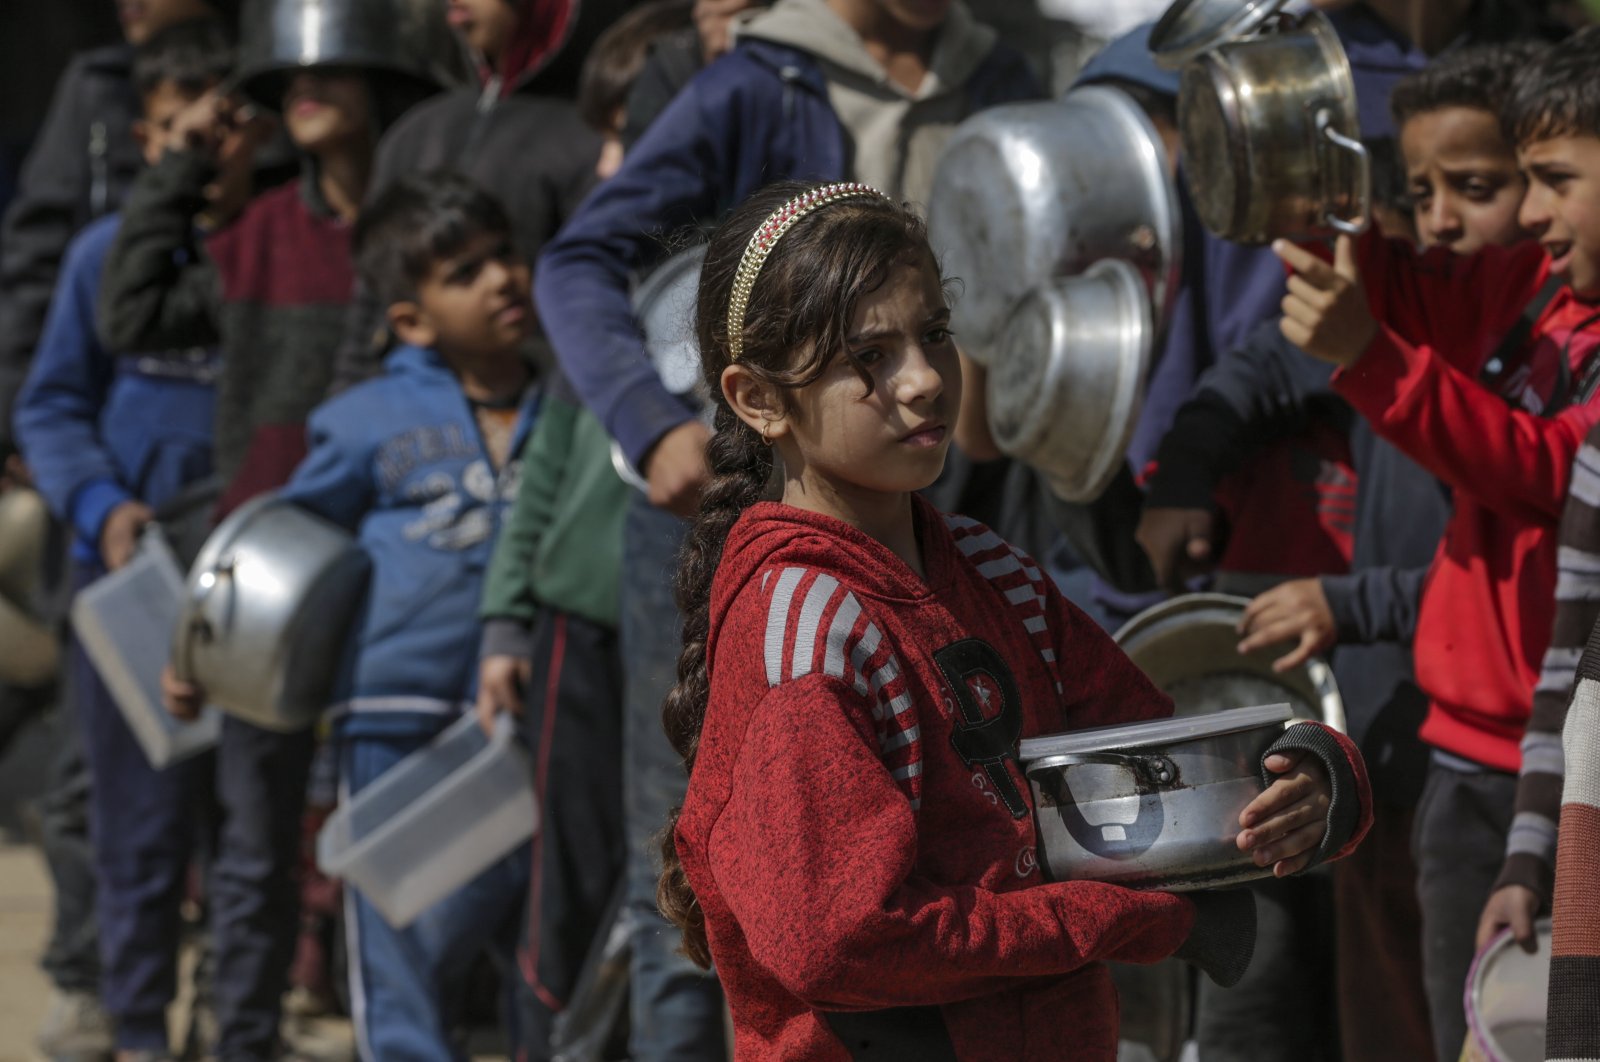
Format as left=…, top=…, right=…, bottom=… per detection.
left=927, top=85, right=1180, bottom=360
left=173, top=495, right=370, bottom=732
left=1152, top=0, right=1369, bottom=243
left=986, top=258, right=1153, bottom=503
left=1021, top=703, right=1295, bottom=889
left=1114, top=592, right=1346, bottom=731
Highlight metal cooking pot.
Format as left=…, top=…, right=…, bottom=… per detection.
left=1466, top=919, right=1551, bottom=1062
left=173, top=495, right=370, bottom=732
left=1115, top=592, right=1346, bottom=731
left=1021, top=703, right=1293, bottom=889
left=986, top=259, right=1152, bottom=503
left=927, top=85, right=1180, bottom=360
left=235, top=0, right=467, bottom=111
left=1152, top=0, right=1369, bottom=243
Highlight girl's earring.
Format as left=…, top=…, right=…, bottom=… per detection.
left=760, top=421, right=773, bottom=447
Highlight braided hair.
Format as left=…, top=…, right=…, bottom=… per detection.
left=656, top=181, right=937, bottom=967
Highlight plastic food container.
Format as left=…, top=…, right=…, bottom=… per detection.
left=1020, top=703, right=1293, bottom=890
left=70, top=531, right=221, bottom=769
left=317, top=713, right=538, bottom=927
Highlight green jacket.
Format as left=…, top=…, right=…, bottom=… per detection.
left=480, top=379, right=629, bottom=653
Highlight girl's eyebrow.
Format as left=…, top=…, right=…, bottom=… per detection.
left=847, top=308, right=952, bottom=345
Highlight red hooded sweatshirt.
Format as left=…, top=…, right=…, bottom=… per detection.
left=1333, top=234, right=1600, bottom=770
left=675, top=499, right=1368, bottom=1061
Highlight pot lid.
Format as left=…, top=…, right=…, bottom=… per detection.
left=1149, top=0, right=1291, bottom=68
left=1018, top=702, right=1292, bottom=761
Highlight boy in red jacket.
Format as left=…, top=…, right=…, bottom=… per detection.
left=1275, top=23, right=1600, bottom=1056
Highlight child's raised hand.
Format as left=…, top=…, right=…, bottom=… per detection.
left=475, top=654, right=531, bottom=737
left=1273, top=235, right=1377, bottom=368
left=1236, top=749, right=1332, bottom=878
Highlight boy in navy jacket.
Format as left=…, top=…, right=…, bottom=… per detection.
left=278, top=172, right=537, bottom=1061
left=10, top=19, right=242, bottom=1061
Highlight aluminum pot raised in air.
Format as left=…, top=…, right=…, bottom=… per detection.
left=986, top=258, right=1153, bottom=503
left=1152, top=0, right=1370, bottom=243
left=926, top=85, right=1180, bottom=360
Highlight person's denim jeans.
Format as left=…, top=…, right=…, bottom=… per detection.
left=618, top=496, right=725, bottom=1061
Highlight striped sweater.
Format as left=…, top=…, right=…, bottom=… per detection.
left=1499, top=426, right=1600, bottom=903
left=1546, top=614, right=1600, bottom=1060
left=674, top=497, right=1371, bottom=1060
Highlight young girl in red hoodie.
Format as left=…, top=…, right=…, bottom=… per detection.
left=658, top=180, right=1373, bottom=1061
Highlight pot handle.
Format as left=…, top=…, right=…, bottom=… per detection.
left=1316, top=108, right=1370, bottom=237
left=1026, top=751, right=1179, bottom=791
left=173, top=556, right=235, bottom=683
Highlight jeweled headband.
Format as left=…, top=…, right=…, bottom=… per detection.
left=725, top=182, right=894, bottom=361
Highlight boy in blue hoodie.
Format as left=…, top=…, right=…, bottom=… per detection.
left=276, top=171, right=537, bottom=1061
left=11, top=18, right=248, bottom=1062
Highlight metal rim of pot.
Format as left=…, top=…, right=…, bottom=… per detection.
left=986, top=258, right=1153, bottom=503
left=1113, top=592, right=1347, bottom=732
left=1174, top=7, right=1370, bottom=243
left=1149, top=0, right=1291, bottom=69
left=1465, top=917, right=1551, bottom=1060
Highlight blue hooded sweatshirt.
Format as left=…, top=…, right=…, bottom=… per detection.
left=279, top=343, right=537, bottom=736
left=534, top=31, right=1039, bottom=469
left=13, top=213, right=215, bottom=566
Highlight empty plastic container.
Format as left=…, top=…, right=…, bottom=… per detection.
left=70, top=530, right=221, bottom=769
left=317, top=712, right=538, bottom=927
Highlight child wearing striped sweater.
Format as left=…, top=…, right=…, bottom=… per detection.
left=650, top=181, right=1374, bottom=1060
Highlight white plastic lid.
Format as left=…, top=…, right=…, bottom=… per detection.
left=1019, top=702, right=1293, bottom=760
left=1148, top=0, right=1290, bottom=68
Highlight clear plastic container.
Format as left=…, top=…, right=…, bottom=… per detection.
left=317, top=712, right=538, bottom=928
left=70, top=530, right=221, bottom=769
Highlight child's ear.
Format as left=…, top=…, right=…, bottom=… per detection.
left=387, top=300, right=436, bottom=349
left=721, top=364, right=790, bottom=440
left=132, top=120, right=155, bottom=163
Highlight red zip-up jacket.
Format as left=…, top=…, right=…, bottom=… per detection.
left=676, top=499, right=1370, bottom=1060
left=1333, top=235, right=1600, bottom=770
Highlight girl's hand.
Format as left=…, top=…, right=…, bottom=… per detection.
left=1236, top=750, right=1332, bottom=877
left=476, top=654, right=531, bottom=737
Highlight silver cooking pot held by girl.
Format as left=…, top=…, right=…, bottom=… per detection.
left=1021, top=703, right=1294, bottom=889
left=926, top=85, right=1181, bottom=361
left=172, top=495, right=370, bottom=732
left=1151, top=0, right=1370, bottom=244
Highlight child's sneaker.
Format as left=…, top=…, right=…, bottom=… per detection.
left=35, top=987, right=114, bottom=1061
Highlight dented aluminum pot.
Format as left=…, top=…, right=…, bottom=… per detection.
left=927, top=85, right=1180, bottom=361
left=1153, top=0, right=1370, bottom=243
left=1021, top=703, right=1293, bottom=889
left=986, top=259, right=1152, bottom=503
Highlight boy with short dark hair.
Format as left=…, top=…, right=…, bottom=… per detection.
left=1274, top=25, right=1600, bottom=1060
left=280, top=171, right=538, bottom=1061
left=11, top=18, right=243, bottom=1062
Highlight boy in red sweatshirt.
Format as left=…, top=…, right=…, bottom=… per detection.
left=1274, top=24, right=1600, bottom=1055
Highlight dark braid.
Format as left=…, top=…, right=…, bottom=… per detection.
left=655, top=181, right=936, bottom=966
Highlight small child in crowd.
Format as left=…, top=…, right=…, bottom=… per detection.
left=657, top=180, right=1374, bottom=1060
left=11, top=19, right=244, bottom=1061
left=1273, top=24, right=1600, bottom=1061
left=280, top=171, right=539, bottom=1061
